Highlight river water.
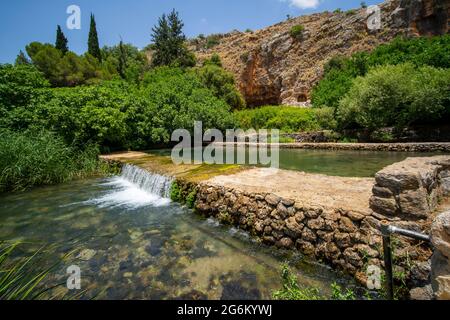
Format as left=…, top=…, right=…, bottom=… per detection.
left=152, top=148, right=443, bottom=177
left=0, top=165, right=358, bottom=300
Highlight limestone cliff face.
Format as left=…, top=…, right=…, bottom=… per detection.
left=192, top=0, right=449, bottom=107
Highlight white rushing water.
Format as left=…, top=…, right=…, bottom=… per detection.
left=86, top=164, right=173, bottom=209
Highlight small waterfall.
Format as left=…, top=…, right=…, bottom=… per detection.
left=121, top=164, right=173, bottom=199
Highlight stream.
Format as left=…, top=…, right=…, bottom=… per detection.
left=0, top=165, right=359, bottom=300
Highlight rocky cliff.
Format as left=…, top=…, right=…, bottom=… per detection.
left=192, top=0, right=449, bottom=106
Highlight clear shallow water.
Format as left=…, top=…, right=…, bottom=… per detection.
left=0, top=175, right=358, bottom=300
left=152, top=148, right=445, bottom=177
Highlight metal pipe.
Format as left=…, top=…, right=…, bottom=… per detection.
left=387, top=225, right=431, bottom=242
left=380, top=223, right=431, bottom=300
left=381, top=224, right=394, bottom=300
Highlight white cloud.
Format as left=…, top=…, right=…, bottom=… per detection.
left=282, top=0, right=320, bottom=9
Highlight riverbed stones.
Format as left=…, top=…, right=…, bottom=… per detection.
left=77, top=249, right=97, bottom=261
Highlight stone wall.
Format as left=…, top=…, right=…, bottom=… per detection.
left=192, top=156, right=450, bottom=296
left=278, top=142, right=450, bottom=152
left=218, top=142, right=450, bottom=152
left=195, top=184, right=384, bottom=285
left=370, top=156, right=450, bottom=221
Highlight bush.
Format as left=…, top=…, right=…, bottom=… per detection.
left=0, top=130, right=105, bottom=192
left=235, top=106, right=321, bottom=132
left=314, top=107, right=337, bottom=130
left=312, top=35, right=450, bottom=110
left=337, top=63, right=450, bottom=131
left=273, top=264, right=357, bottom=301
left=196, top=64, right=246, bottom=110
left=203, top=53, right=222, bottom=67
left=0, top=64, right=49, bottom=111
left=1, top=64, right=239, bottom=152
left=206, top=34, right=221, bottom=49
left=290, top=25, right=305, bottom=40
left=273, top=265, right=324, bottom=300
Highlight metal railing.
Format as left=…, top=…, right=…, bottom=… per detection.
left=380, top=223, right=431, bottom=300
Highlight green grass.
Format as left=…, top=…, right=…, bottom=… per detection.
left=235, top=106, right=321, bottom=133
left=0, top=129, right=111, bottom=193
left=272, top=264, right=358, bottom=300
left=0, top=242, right=76, bottom=300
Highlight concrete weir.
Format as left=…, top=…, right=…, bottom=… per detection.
left=101, top=151, right=450, bottom=299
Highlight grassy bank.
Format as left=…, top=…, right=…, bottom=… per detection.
left=0, top=130, right=114, bottom=193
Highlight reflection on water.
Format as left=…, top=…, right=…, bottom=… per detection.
left=152, top=148, right=445, bottom=177
left=0, top=177, right=359, bottom=300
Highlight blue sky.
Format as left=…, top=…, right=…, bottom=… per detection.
left=0, top=0, right=384, bottom=63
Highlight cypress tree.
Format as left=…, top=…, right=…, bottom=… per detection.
left=118, top=40, right=127, bottom=79
left=15, top=50, right=30, bottom=65
left=88, top=14, right=102, bottom=62
left=55, top=25, right=69, bottom=54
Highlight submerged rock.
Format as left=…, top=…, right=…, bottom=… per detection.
left=77, top=249, right=97, bottom=261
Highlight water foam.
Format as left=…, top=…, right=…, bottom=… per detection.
left=86, top=165, right=173, bottom=209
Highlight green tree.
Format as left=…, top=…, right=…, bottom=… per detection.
left=337, top=63, right=450, bottom=131
left=88, top=14, right=102, bottom=62
left=26, top=42, right=63, bottom=86
left=196, top=64, right=246, bottom=110
left=55, top=25, right=69, bottom=54
left=15, top=51, right=30, bottom=65
left=151, top=9, right=194, bottom=67
left=102, top=43, right=147, bottom=83
left=118, top=40, right=127, bottom=79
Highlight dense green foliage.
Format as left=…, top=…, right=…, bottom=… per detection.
left=24, top=41, right=150, bottom=87
left=235, top=106, right=323, bottom=132
left=0, top=130, right=106, bottom=192
left=15, top=51, right=30, bottom=65
left=203, top=53, right=222, bottom=67
left=55, top=25, right=68, bottom=54
left=25, top=42, right=109, bottom=86
left=0, top=64, right=49, bottom=112
left=151, top=10, right=195, bottom=67
left=337, top=63, right=450, bottom=130
left=0, top=64, right=237, bottom=153
left=312, top=35, right=450, bottom=110
left=101, top=42, right=148, bottom=83
left=196, top=63, right=246, bottom=110
left=88, top=14, right=102, bottom=62
left=311, top=35, right=450, bottom=131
